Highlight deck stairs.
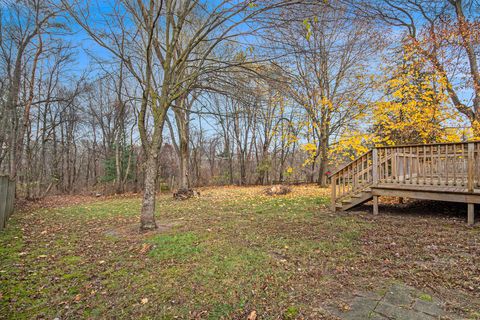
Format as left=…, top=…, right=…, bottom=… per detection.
left=336, top=187, right=372, bottom=211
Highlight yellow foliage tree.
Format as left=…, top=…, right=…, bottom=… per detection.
left=330, top=131, right=372, bottom=161
left=373, top=44, right=462, bottom=146
left=330, top=44, right=467, bottom=163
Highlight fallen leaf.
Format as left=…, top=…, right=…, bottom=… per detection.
left=140, top=243, right=152, bottom=255
left=247, top=310, right=257, bottom=320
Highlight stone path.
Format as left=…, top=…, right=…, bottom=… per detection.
left=333, top=283, right=461, bottom=320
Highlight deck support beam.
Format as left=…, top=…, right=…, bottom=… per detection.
left=468, top=203, right=475, bottom=226
left=373, top=195, right=379, bottom=215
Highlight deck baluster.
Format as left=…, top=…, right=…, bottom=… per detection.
left=349, top=164, right=352, bottom=194
left=367, top=152, right=371, bottom=183
left=475, top=144, right=478, bottom=188
left=460, top=144, right=467, bottom=187
left=468, top=143, right=474, bottom=192
left=430, top=146, right=433, bottom=185
left=415, top=146, right=420, bottom=184
left=409, top=146, right=413, bottom=185
left=355, top=157, right=359, bottom=191
left=422, top=146, right=427, bottom=185
left=453, top=144, right=457, bottom=186
left=444, top=145, right=448, bottom=186
left=437, top=145, right=442, bottom=186
left=347, top=166, right=350, bottom=195
left=392, top=148, right=397, bottom=183
left=387, top=148, right=391, bottom=183
left=372, top=148, right=378, bottom=185
left=383, top=149, right=387, bottom=182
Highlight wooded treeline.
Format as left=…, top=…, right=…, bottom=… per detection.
left=1, top=0, right=478, bottom=229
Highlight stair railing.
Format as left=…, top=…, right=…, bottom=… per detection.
left=330, top=150, right=375, bottom=211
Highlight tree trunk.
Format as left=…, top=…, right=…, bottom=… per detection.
left=176, top=110, right=190, bottom=190
left=310, top=160, right=316, bottom=183
left=239, top=151, right=247, bottom=185
left=179, top=140, right=189, bottom=189
left=140, top=149, right=158, bottom=231
left=115, top=142, right=124, bottom=194
left=318, top=141, right=329, bottom=187
left=139, top=102, right=166, bottom=231
left=318, top=156, right=328, bottom=187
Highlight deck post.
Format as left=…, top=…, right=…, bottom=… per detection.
left=373, top=195, right=379, bottom=215
left=331, top=174, right=337, bottom=212
left=468, top=203, right=475, bottom=226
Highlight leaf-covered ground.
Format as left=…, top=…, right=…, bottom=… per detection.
left=0, top=185, right=479, bottom=319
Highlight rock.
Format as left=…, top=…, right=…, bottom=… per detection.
left=413, top=299, right=445, bottom=317
left=375, top=302, right=435, bottom=320
left=383, top=283, right=415, bottom=306
left=331, top=283, right=457, bottom=320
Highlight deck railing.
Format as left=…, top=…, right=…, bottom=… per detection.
left=330, top=141, right=480, bottom=210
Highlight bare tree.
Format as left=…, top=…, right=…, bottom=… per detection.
left=268, top=2, right=381, bottom=185
left=0, top=0, right=63, bottom=179
left=63, top=0, right=298, bottom=230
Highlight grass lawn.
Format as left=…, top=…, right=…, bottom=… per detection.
left=0, top=185, right=479, bottom=319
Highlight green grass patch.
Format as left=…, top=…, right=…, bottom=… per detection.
left=148, top=232, right=202, bottom=261
left=61, top=255, right=82, bottom=264
left=61, top=269, right=86, bottom=281
left=54, top=198, right=141, bottom=219
left=418, top=293, right=433, bottom=302
left=284, top=305, right=300, bottom=319
left=0, top=221, right=23, bottom=262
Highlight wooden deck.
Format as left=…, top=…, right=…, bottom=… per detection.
left=330, top=141, right=480, bottom=225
